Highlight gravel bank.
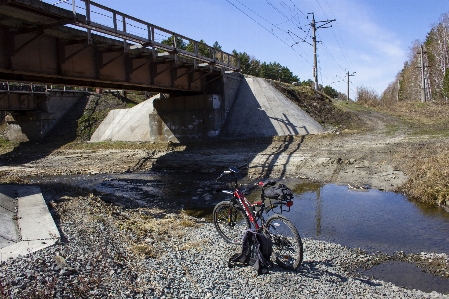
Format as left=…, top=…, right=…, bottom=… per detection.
left=0, top=191, right=447, bottom=299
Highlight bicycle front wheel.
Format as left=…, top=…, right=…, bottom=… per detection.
left=265, top=214, right=303, bottom=270
left=213, top=201, right=250, bottom=245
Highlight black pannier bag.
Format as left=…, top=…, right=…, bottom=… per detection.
left=263, top=183, right=294, bottom=201
left=228, top=229, right=273, bottom=275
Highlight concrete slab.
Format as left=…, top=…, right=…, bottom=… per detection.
left=0, top=239, right=58, bottom=261
left=0, top=206, right=19, bottom=243
left=221, top=77, right=324, bottom=137
left=0, top=185, right=60, bottom=262
left=17, top=186, right=60, bottom=241
left=0, top=186, right=19, bottom=249
left=0, top=186, right=17, bottom=212
left=0, top=236, right=15, bottom=249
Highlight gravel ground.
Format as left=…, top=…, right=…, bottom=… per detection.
left=1, top=191, right=448, bottom=299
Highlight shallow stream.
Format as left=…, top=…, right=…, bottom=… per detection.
left=31, top=172, right=449, bottom=293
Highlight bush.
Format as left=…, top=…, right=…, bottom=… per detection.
left=356, top=86, right=380, bottom=107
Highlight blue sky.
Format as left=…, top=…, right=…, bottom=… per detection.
left=49, top=0, right=449, bottom=99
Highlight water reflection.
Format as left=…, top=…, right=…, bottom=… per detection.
left=31, top=173, right=449, bottom=255
left=287, top=183, right=449, bottom=254
left=315, top=186, right=322, bottom=237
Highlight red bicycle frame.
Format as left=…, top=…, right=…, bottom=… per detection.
left=233, top=189, right=260, bottom=230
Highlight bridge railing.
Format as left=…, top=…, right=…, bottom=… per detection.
left=0, top=82, right=89, bottom=94
left=50, top=0, right=239, bottom=71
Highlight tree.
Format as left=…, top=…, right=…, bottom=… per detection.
left=161, top=35, right=187, bottom=50
left=382, top=12, right=449, bottom=104
left=442, top=68, right=449, bottom=98
left=323, top=85, right=339, bottom=98
left=212, top=41, right=222, bottom=50
left=248, top=58, right=261, bottom=76
left=356, top=86, right=379, bottom=106
left=233, top=50, right=251, bottom=74
left=186, top=39, right=210, bottom=57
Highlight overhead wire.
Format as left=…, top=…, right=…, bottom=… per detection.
left=224, top=0, right=311, bottom=64
left=320, top=0, right=354, bottom=71
left=266, top=0, right=311, bottom=60
left=225, top=0, right=355, bottom=93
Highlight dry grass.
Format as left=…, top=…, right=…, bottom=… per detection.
left=369, top=101, right=449, bottom=136
left=354, top=101, right=449, bottom=206
left=0, top=136, right=17, bottom=155
left=131, top=243, right=158, bottom=258
left=59, top=140, right=184, bottom=151
left=115, top=209, right=200, bottom=259
left=397, top=142, right=449, bottom=206
left=370, top=101, right=449, bottom=206
left=272, top=81, right=366, bottom=131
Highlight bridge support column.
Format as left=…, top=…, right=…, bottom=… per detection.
left=3, top=91, right=87, bottom=142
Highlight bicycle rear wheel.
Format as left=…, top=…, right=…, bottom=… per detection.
left=265, top=214, right=303, bottom=270
left=213, top=201, right=250, bottom=244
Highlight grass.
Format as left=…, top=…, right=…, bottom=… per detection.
left=0, top=135, right=17, bottom=154
left=59, top=140, right=183, bottom=151
left=334, top=99, right=374, bottom=112
left=375, top=101, right=449, bottom=136
left=131, top=243, right=158, bottom=258
left=396, top=142, right=449, bottom=206
left=115, top=208, right=200, bottom=259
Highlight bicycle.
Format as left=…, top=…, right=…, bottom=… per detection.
left=212, top=165, right=303, bottom=270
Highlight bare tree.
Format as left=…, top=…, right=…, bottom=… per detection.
left=356, top=86, right=380, bottom=107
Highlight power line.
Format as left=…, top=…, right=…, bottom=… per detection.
left=225, top=0, right=354, bottom=92
left=319, top=0, right=354, bottom=71
left=224, top=0, right=311, bottom=64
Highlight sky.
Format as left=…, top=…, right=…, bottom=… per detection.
left=48, top=0, right=449, bottom=99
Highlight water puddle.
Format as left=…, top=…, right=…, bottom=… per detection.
left=29, top=172, right=220, bottom=209
left=32, top=173, right=449, bottom=254
left=360, top=261, right=449, bottom=294
left=278, top=183, right=449, bottom=254
left=30, top=173, right=449, bottom=294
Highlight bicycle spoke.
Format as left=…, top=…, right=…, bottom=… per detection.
left=213, top=201, right=250, bottom=244
left=266, top=215, right=303, bottom=270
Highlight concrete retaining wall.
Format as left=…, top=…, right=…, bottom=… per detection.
left=4, top=91, right=87, bottom=141
left=220, top=77, right=324, bottom=137
left=91, top=73, right=243, bottom=143
left=149, top=94, right=224, bottom=142
left=90, top=95, right=156, bottom=142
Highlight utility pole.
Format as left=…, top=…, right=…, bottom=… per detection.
left=397, top=80, right=400, bottom=102
left=417, top=45, right=427, bottom=103
left=308, top=13, right=335, bottom=90
left=347, top=71, right=356, bottom=101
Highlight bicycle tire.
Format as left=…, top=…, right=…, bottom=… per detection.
left=213, top=201, right=250, bottom=245
left=265, top=214, right=303, bottom=270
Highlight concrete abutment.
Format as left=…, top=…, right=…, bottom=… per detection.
left=2, top=91, right=87, bottom=142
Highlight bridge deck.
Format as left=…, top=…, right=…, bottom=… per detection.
left=0, top=0, right=238, bottom=94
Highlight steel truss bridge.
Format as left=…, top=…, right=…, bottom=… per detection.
left=0, top=0, right=240, bottom=95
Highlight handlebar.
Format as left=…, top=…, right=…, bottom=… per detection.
left=215, top=165, right=247, bottom=181
left=211, top=166, right=294, bottom=213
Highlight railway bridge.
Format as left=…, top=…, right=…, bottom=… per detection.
left=0, top=0, right=239, bottom=94
left=0, top=0, right=242, bottom=141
